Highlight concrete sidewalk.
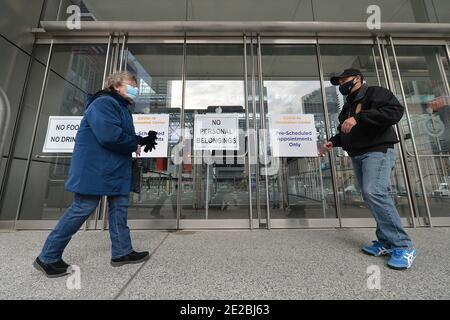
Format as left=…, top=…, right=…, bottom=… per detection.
left=0, top=228, right=449, bottom=300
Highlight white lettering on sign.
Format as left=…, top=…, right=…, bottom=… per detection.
left=193, top=114, right=239, bottom=150
left=132, top=114, right=169, bottom=158
left=43, top=116, right=83, bottom=153
left=269, top=114, right=318, bottom=157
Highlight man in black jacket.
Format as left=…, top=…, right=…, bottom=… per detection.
left=321, top=68, right=416, bottom=270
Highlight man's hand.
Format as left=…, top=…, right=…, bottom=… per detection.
left=135, top=145, right=141, bottom=157
left=319, top=141, right=333, bottom=157
left=341, top=117, right=357, bottom=134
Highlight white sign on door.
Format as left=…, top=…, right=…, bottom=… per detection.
left=193, top=114, right=239, bottom=150
left=42, top=116, right=83, bottom=153
left=269, top=114, right=318, bottom=157
left=132, top=114, right=169, bottom=158
left=42, top=114, right=170, bottom=157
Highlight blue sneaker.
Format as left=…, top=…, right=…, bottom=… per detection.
left=361, top=241, right=392, bottom=257
left=387, top=248, right=417, bottom=270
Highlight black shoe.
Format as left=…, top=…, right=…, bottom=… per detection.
left=111, top=250, right=150, bottom=267
left=33, top=257, right=70, bottom=278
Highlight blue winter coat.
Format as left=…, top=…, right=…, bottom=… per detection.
left=65, top=91, right=141, bottom=196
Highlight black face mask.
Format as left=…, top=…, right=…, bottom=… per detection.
left=339, top=78, right=356, bottom=95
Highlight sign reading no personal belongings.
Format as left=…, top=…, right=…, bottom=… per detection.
left=193, top=114, right=240, bottom=151
left=42, top=115, right=170, bottom=158
left=269, top=114, right=318, bottom=157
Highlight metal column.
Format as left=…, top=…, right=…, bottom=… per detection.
left=388, top=36, right=433, bottom=227
left=243, top=34, right=254, bottom=229
left=374, top=37, right=417, bottom=228
left=176, top=35, right=187, bottom=230
left=315, top=42, right=342, bottom=228
left=257, top=34, right=271, bottom=229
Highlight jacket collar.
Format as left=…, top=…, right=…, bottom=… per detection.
left=86, top=90, right=132, bottom=109
left=346, top=83, right=369, bottom=104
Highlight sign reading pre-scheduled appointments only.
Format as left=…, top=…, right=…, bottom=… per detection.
left=269, top=114, right=318, bottom=157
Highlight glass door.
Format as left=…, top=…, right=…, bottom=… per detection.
left=258, top=40, right=339, bottom=228
left=318, top=42, right=416, bottom=228
left=178, top=40, right=254, bottom=228
left=98, top=36, right=263, bottom=230
left=121, top=42, right=184, bottom=229
left=384, top=40, right=450, bottom=226
left=94, top=37, right=184, bottom=230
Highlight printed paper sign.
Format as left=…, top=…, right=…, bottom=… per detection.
left=42, top=116, right=83, bottom=153
left=269, top=114, right=318, bottom=157
left=193, top=114, right=239, bottom=150
left=132, top=114, right=169, bottom=158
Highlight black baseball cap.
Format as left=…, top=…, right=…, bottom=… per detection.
left=330, top=68, right=363, bottom=85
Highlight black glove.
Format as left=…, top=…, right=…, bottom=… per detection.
left=140, top=130, right=158, bottom=153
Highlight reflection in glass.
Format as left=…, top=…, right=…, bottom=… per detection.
left=312, top=0, right=449, bottom=23
left=389, top=45, right=450, bottom=218
left=0, top=37, right=30, bottom=157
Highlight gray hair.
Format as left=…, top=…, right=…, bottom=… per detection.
left=103, top=71, right=137, bottom=92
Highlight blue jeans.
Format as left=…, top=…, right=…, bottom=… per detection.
left=351, top=148, right=414, bottom=249
left=39, top=193, right=133, bottom=264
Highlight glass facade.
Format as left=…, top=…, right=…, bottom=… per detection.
left=0, top=0, right=45, bottom=222
left=1, top=0, right=450, bottom=230
left=19, top=44, right=107, bottom=221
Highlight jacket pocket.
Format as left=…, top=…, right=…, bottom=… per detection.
left=102, top=153, right=122, bottom=175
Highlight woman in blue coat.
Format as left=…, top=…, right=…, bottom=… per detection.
left=34, top=72, right=157, bottom=277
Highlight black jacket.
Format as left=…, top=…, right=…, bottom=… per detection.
left=329, top=84, right=404, bottom=156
